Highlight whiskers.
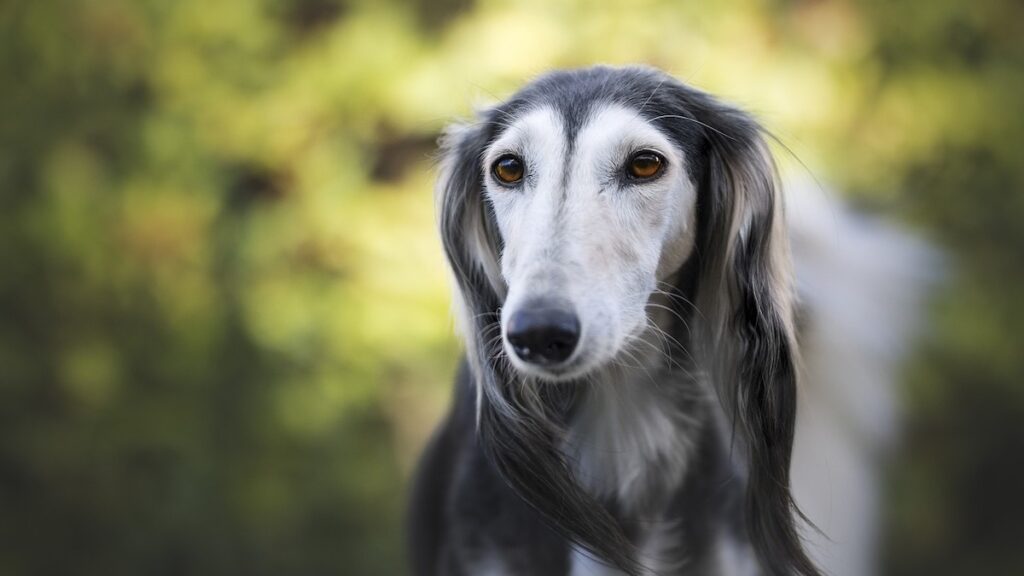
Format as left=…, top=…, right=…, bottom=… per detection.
left=612, top=284, right=703, bottom=380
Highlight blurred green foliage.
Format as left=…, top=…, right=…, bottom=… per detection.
left=0, top=0, right=1021, bottom=574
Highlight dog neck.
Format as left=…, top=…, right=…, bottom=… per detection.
left=561, top=292, right=708, bottom=516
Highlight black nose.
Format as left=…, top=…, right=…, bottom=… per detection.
left=506, top=302, right=580, bottom=366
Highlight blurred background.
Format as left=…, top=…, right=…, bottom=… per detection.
left=1, top=0, right=1022, bottom=574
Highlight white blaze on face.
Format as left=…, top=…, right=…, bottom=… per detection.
left=483, top=103, right=699, bottom=380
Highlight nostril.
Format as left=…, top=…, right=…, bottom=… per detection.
left=506, top=303, right=580, bottom=366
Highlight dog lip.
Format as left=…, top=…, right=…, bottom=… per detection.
left=506, top=351, right=596, bottom=383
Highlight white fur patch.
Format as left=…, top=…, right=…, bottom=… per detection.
left=564, top=353, right=702, bottom=512
left=483, top=103, right=698, bottom=382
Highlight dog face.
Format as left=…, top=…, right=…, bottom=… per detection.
left=482, top=104, right=698, bottom=381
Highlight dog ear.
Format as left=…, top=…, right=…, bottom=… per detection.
left=435, top=116, right=505, bottom=347
left=435, top=112, right=643, bottom=575
left=684, top=101, right=819, bottom=576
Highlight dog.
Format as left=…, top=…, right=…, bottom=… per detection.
left=407, top=65, right=932, bottom=576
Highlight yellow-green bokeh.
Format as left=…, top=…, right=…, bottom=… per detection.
left=1, top=0, right=1022, bottom=574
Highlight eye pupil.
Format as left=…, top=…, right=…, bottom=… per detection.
left=629, top=153, right=663, bottom=179
left=493, top=155, right=524, bottom=184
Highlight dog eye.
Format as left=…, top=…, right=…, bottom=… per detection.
left=492, top=155, right=524, bottom=185
left=627, top=151, right=664, bottom=180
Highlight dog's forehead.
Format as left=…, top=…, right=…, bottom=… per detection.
left=487, top=66, right=704, bottom=161
left=491, top=104, right=672, bottom=154
left=497, top=67, right=664, bottom=137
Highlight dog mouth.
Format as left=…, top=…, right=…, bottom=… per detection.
left=504, top=353, right=592, bottom=383
left=499, top=296, right=645, bottom=382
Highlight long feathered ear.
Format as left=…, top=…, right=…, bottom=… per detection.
left=435, top=117, right=505, bottom=360
left=688, top=103, right=820, bottom=576
left=436, top=113, right=643, bottom=574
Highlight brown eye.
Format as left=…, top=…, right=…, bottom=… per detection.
left=628, top=151, right=664, bottom=180
left=493, top=155, right=524, bottom=184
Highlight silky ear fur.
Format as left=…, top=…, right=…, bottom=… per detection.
left=682, top=97, right=819, bottom=576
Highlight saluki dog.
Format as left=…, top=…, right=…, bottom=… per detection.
left=408, top=66, right=931, bottom=576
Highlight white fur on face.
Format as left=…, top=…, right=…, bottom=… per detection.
left=483, top=104, right=698, bottom=381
